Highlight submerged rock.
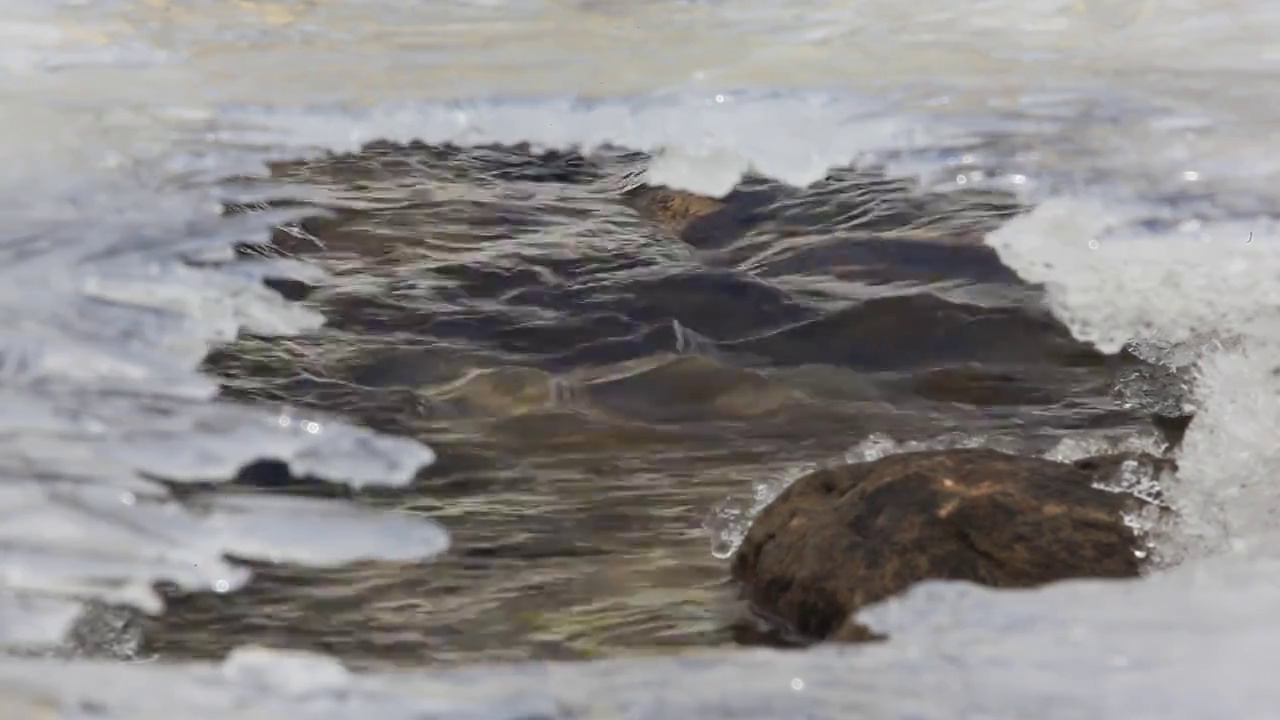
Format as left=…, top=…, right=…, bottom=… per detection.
left=624, top=185, right=725, bottom=232
left=730, top=448, right=1149, bottom=642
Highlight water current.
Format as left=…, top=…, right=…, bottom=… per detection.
left=3, top=0, right=1280, bottom=717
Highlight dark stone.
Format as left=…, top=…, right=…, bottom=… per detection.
left=740, top=234, right=1022, bottom=286
left=723, top=294, right=1107, bottom=371
left=908, top=364, right=1061, bottom=406
left=262, top=276, right=316, bottom=302
left=730, top=448, right=1146, bottom=642
left=1151, top=412, right=1194, bottom=453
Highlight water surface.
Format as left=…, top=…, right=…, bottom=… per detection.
left=133, top=142, right=1164, bottom=666
left=3, top=0, right=1280, bottom=716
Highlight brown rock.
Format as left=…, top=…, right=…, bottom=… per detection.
left=623, top=185, right=725, bottom=234
left=622, top=182, right=795, bottom=250
left=729, top=448, right=1146, bottom=642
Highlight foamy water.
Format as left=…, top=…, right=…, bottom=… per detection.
left=4, top=0, right=1280, bottom=715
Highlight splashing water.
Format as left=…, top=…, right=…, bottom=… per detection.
left=705, top=462, right=817, bottom=559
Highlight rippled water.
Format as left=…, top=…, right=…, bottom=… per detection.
left=120, top=143, right=1157, bottom=665
left=5, top=0, right=1280, bottom=716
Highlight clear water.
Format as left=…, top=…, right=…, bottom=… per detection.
left=4, top=0, right=1280, bottom=715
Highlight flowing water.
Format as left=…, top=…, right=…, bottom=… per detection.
left=3, top=1, right=1280, bottom=717
left=138, top=145, right=1160, bottom=666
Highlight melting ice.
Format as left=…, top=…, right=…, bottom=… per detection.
left=3, top=0, right=1280, bottom=715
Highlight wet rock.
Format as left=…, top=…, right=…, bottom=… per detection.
left=908, top=364, right=1061, bottom=406
left=741, top=234, right=1021, bottom=286
left=1151, top=412, right=1194, bottom=453
left=624, top=185, right=725, bottom=231
left=724, top=294, right=1106, bottom=371
left=730, top=448, right=1146, bottom=642
left=623, top=182, right=783, bottom=250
